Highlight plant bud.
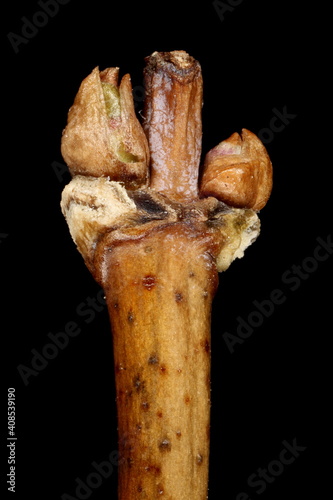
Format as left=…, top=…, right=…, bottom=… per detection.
left=61, top=67, right=149, bottom=189
left=200, top=129, right=272, bottom=210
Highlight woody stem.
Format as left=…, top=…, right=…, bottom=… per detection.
left=143, top=51, right=203, bottom=203
left=102, top=223, right=219, bottom=499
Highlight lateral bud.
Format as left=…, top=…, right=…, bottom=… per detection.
left=200, top=129, right=272, bottom=210
left=61, top=67, right=149, bottom=189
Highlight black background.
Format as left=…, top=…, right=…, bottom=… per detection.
left=2, top=1, right=330, bottom=499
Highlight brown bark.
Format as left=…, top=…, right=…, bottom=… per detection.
left=103, top=222, right=219, bottom=499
